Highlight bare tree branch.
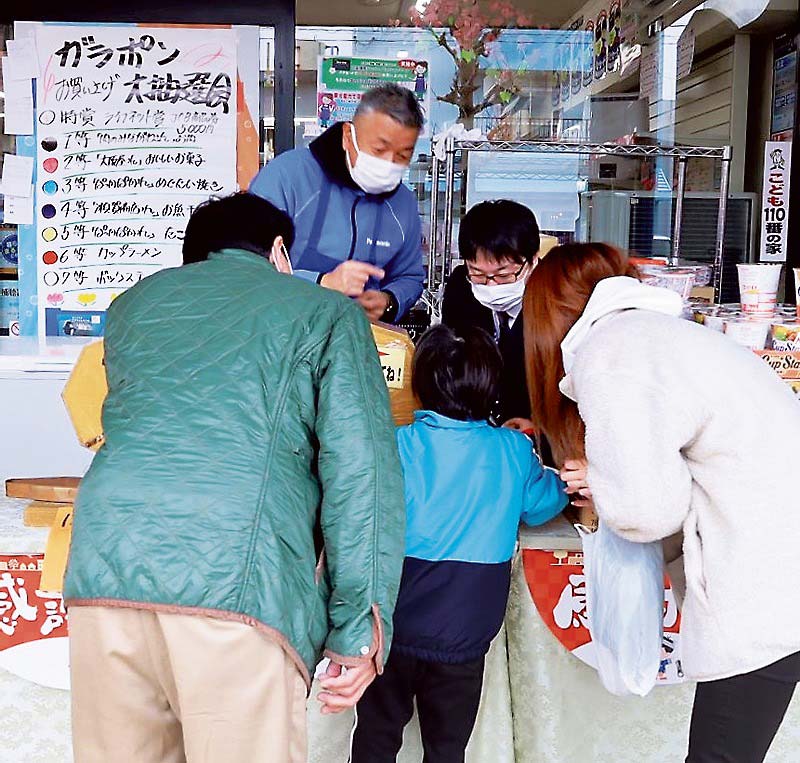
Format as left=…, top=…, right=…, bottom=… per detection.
left=436, top=31, right=459, bottom=62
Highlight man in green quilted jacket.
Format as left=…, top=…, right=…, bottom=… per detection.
left=64, top=193, right=406, bottom=763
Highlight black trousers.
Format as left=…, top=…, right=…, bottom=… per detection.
left=687, top=651, right=800, bottom=762
left=350, top=652, right=485, bottom=763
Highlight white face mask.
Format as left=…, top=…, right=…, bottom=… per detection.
left=470, top=275, right=528, bottom=313
left=346, top=124, right=406, bottom=195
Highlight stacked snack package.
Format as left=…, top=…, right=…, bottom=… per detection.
left=634, top=260, right=799, bottom=396
left=693, top=305, right=799, bottom=353
left=685, top=263, right=800, bottom=396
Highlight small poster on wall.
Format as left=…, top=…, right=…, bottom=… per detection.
left=569, top=18, right=584, bottom=96
left=607, top=1, right=621, bottom=73
left=552, top=68, right=561, bottom=108
left=760, top=141, right=792, bottom=263
left=771, top=34, right=797, bottom=141
left=317, top=57, right=431, bottom=137
left=594, top=10, right=608, bottom=80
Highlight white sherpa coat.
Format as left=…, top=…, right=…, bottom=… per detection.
left=560, top=277, right=800, bottom=682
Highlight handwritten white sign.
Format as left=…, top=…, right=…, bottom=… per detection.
left=34, top=26, right=237, bottom=336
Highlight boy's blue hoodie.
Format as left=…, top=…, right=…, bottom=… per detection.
left=249, top=123, right=425, bottom=320
left=394, top=411, right=568, bottom=664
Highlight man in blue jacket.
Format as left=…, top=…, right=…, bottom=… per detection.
left=250, top=84, right=425, bottom=323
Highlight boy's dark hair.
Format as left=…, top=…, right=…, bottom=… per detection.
left=182, top=192, right=295, bottom=265
left=458, top=199, right=540, bottom=266
left=412, top=324, right=502, bottom=421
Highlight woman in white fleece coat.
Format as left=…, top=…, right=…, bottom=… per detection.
left=523, top=243, right=800, bottom=763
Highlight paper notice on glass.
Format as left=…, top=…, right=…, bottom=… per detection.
left=638, top=44, right=659, bottom=101
left=1, top=154, right=34, bottom=196
left=1, top=58, right=34, bottom=135
left=6, top=38, right=39, bottom=79
left=3, top=192, right=35, bottom=224
left=677, top=28, right=695, bottom=80
left=13, top=21, right=38, bottom=40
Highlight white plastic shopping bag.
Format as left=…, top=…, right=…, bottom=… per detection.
left=578, top=520, right=664, bottom=696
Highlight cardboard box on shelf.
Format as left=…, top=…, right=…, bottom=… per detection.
left=577, top=505, right=598, bottom=532
left=371, top=321, right=417, bottom=426
left=691, top=286, right=715, bottom=303
left=563, top=502, right=598, bottom=532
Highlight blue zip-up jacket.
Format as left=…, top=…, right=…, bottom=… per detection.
left=249, top=123, right=425, bottom=321
left=393, top=411, right=568, bottom=664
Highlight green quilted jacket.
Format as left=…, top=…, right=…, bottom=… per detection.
left=64, top=249, right=406, bottom=685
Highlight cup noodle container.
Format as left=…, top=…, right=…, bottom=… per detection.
left=641, top=269, right=696, bottom=301
left=737, top=264, right=783, bottom=318
left=697, top=304, right=741, bottom=332
left=724, top=317, right=771, bottom=350
left=704, top=313, right=727, bottom=332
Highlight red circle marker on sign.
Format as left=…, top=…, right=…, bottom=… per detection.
left=43, top=251, right=58, bottom=265
left=43, top=158, right=59, bottom=173
left=522, top=549, right=686, bottom=685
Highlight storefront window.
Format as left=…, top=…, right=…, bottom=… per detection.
left=0, top=0, right=792, bottom=358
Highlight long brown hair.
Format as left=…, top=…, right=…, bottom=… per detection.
left=523, top=243, right=639, bottom=465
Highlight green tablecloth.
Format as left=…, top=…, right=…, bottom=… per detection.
left=3, top=501, right=800, bottom=762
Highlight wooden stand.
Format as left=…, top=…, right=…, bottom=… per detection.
left=5, top=477, right=80, bottom=503
left=23, top=501, right=71, bottom=528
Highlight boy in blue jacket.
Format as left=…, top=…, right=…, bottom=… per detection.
left=350, top=325, right=567, bottom=762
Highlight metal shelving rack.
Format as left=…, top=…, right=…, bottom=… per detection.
left=425, top=138, right=733, bottom=313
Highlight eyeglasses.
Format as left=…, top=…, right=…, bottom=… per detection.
left=467, top=261, right=529, bottom=286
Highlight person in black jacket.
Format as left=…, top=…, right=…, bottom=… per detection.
left=442, top=199, right=540, bottom=431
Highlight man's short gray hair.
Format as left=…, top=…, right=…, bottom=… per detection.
left=355, top=84, right=424, bottom=131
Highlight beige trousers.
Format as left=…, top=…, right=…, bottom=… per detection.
left=69, top=606, right=307, bottom=763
